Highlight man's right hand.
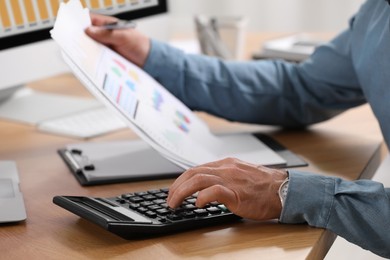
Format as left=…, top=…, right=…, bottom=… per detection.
left=85, top=13, right=151, bottom=68
left=167, top=158, right=288, bottom=221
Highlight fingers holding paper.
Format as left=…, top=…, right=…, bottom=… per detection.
left=167, top=158, right=288, bottom=220
left=85, top=13, right=150, bottom=67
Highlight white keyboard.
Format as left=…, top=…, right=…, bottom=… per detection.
left=38, top=107, right=127, bottom=138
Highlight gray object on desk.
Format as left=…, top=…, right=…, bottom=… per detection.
left=253, top=33, right=325, bottom=62
left=0, top=161, right=27, bottom=223
left=195, top=15, right=233, bottom=60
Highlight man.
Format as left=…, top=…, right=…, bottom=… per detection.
left=86, top=0, right=390, bottom=257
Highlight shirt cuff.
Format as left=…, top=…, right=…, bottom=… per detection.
left=279, top=170, right=336, bottom=228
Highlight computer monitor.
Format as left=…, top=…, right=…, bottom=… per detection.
left=0, top=0, right=168, bottom=111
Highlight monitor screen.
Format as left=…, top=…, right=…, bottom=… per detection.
left=0, top=0, right=167, bottom=50
left=0, top=0, right=168, bottom=99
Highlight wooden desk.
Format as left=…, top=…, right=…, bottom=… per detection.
left=0, top=39, right=384, bottom=259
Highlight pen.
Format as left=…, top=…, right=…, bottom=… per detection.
left=101, top=20, right=137, bottom=30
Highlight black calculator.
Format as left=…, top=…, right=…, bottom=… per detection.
left=53, top=188, right=241, bottom=239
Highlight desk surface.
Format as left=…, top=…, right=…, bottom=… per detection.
left=0, top=34, right=384, bottom=259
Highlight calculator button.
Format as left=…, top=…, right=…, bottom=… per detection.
left=160, top=203, right=169, bottom=209
left=142, top=194, right=157, bottom=201
left=148, top=205, right=162, bottom=211
left=182, top=211, right=196, bottom=218
left=194, top=209, right=208, bottom=217
left=128, top=203, right=140, bottom=209
left=157, top=217, right=167, bottom=223
left=183, top=204, right=196, bottom=210
left=145, top=211, right=158, bottom=218
left=167, top=214, right=182, bottom=221
left=147, top=189, right=161, bottom=194
left=207, top=207, right=222, bottom=214
left=121, top=193, right=135, bottom=199
left=172, top=207, right=186, bottom=214
left=217, top=204, right=230, bottom=212
left=156, top=208, right=170, bottom=215
left=152, top=199, right=166, bottom=205
left=140, top=201, right=154, bottom=207
left=129, top=196, right=144, bottom=203
left=155, top=193, right=168, bottom=199
left=135, top=192, right=149, bottom=196
left=137, top=207, right=148, bottom=213
left=186, top=198, right=197, bottom=204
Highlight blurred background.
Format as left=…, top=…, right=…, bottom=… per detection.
left=167, top=0, right=365, bottom=34
left=137, top=0, right=367, bottom=59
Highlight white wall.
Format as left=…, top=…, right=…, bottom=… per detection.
left=167, top=0, right=365, bottom=34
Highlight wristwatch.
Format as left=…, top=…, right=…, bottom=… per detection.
left=278, top=175, right=289, bottom=207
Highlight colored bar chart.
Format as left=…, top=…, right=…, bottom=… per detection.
left=37, top=0, right=50, bottom=21
left=9, top=0, right=23, bottom=26
left=89, top=0, right=100, bottom=9
left=0, top=1, right=11, bottom=29
left=24, top=0, right=37, bottom=24
left=0, top=0, right=158, bottom=37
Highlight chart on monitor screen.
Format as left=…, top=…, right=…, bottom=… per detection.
left=0, top=0, right=159, bottom=37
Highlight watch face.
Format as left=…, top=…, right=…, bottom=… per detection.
left=278, top=178, right=289, bottom=205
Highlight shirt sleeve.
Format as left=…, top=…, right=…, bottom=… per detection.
left=280, top=170, right=390, bottom=258
left=143, top=24, right=365, bottom=127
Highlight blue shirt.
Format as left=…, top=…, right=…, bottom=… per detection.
left=143, top=0, right=390, bottom=257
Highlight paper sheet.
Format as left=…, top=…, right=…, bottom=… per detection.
left=51, top=0, right=286, bottom=168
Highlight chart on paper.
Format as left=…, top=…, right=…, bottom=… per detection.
left=0, top=0, right=158, bottom=37
left=101, top=55, right=194, bottom=135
